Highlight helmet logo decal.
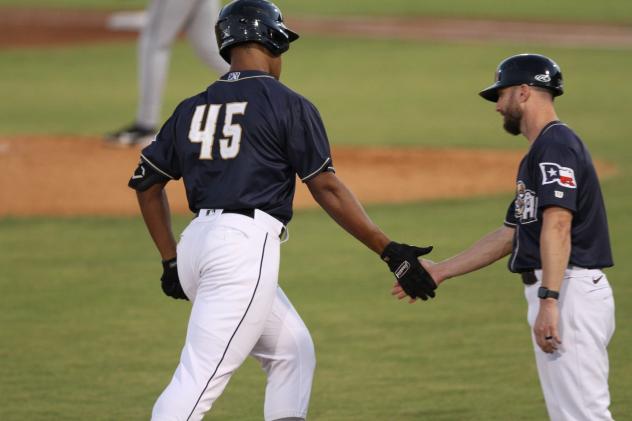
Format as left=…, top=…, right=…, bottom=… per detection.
left=535, top=74, right=551, bottom=82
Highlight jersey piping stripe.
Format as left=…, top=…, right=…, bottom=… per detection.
left=216, top=75, right=276, bottom=83
left=140, top=154, right=175, bottom=180
left=185, top=233, right=269, bottom=421
left=301, top=157, right=332, bottom=182
left=540, top=122, right=567, bottom=137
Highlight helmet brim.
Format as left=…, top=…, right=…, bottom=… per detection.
left=479, top=83, right=563, bottom=102
left=280, top=24, right=299, bottom=43
left=479, top=84, right=500, bottom=102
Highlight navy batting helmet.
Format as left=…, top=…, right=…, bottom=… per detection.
left=479, top=53, right=564, bottom=102
left=214, top=0, right=299, bottom=63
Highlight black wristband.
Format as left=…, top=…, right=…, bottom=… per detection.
left=537, top=286, right=559, bottom=300
left=162, top=257, right=177, bottom=271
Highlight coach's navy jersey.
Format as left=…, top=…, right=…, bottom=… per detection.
left=504, top=121, right=613, bottom=272
left=140, top=70, right=334, bottom=224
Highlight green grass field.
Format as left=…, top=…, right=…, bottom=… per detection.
left=1, top=2, right=631, bottom=420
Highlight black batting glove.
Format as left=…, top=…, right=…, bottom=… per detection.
left=161, top=257, right=188, bottom=300
left=381, top=241, right=437, bottom=301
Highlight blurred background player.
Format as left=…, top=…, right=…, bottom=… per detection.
left=105, top=0, right=229, bottom=147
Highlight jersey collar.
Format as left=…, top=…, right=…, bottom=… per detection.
left=537, top=120, right=564, bottom=138
left=219, top=70, right=275, bottom=82
left=530, top=120, right=565, bottom=149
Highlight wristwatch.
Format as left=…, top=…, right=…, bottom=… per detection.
left=537, top=286, right=560, bottom=300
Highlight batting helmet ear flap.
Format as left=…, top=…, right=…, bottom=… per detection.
left=479, top=53, right=564, bottom=102
left=214, top=0, right=299, bottom=64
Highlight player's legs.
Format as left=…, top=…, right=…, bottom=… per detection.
left=137, top=0, right=198, bottom=128
left=526, top=269, right=615, bottom=421
left=152, top=211, right=282, bottom=421
left=186, top=0, right=230, bottom=76
left=250, top=287, right=316, bottom=421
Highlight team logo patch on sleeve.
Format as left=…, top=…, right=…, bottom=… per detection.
left=539, top=162, right=577, bottom=189
left=514, top=181, right=538, bottom=223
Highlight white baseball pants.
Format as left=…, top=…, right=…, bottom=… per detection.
left=152, top=209, right=315, bottom=421
left=525, top=267, right=615, bottom=421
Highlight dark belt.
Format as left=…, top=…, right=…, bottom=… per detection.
left=197, top=208, right=286, bottom=240
left=520, top=271, right=538, bottom=285
left=198, top=209, right=255, bottom=218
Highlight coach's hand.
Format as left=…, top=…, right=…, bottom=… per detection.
left=161, top=257, right=189, bottom=300
left=381, top=241, right=436, bottom=300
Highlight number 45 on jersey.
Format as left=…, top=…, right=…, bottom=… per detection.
left=189, top=102, right=248, bottom=160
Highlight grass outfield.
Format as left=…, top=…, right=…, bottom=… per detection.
left=1, top=27, right=631, bottom=421
left=1, top=0, right=632, bottom=23
left=1, top=194, right=630, bottom=420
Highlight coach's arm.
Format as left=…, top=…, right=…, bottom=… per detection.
left=391, top=225, right=514, bottom=300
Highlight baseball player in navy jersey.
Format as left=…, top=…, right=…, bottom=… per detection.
left=106, top=0, right=230, bottom=147
left=393, top=54, right=615, bottom=420
left=127, top=1, right=437, bottom=420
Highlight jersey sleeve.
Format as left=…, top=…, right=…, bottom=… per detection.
left=504, top=200, right=517, bottom=227
left=285, top=97, right=335, bottom=182
left=533, top=138, right=579, bottom=212
left=139, top=108, right=183, bottom=180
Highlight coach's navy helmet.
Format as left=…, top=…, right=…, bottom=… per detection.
left=215, top=0, right=299, bottom=63
left=479, top=53, right=564, bottom=102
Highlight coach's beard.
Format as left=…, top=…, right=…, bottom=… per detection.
left=503, top=109, right=522, bottom=136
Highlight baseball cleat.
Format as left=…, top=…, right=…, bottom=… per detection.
left=104, top=123, right=156, bottom=147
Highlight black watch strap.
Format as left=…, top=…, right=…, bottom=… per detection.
left=537, top=286, right=560, bottom=300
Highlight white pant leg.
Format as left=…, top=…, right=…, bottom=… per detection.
left=186, top=0, right=230, bottom=75
left=137, top=0, right=198, bottom=127
left=152, top=212, right=281, bottom=421
left=525, top=269, right=615, bottom=421
left=250, top=288, right=316, bottom=421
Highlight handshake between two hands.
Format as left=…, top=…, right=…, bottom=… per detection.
left=381, top=241, right=439, bottom=303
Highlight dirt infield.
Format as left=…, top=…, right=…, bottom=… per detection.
left=0, top=136, right=617, bottom=217
left=0, top=137, right=491, bottom=216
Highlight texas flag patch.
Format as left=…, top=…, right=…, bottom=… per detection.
left=539, top=162, right=577, bottom=189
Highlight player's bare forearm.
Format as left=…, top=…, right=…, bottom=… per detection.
left=540, top=207, right=572, bottom=292
left=306, top=172, right=390, bottom=254
left=136, top=182, right=177, bottom=261
left=433, top=225, right=514, bottom=283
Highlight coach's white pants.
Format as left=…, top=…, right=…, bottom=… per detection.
left=152, top=210, right=315, bottom=421
left=525, top=268, right=615, bottom=421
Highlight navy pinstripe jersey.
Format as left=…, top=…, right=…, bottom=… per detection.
left=504, top=121, right=613, bottom=272
left=140, top=70, right=334, bottom=224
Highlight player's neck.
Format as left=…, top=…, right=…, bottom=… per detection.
left=229, top=45, right=281, bottom=79
left=521, top=107, right=559, bottom=144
